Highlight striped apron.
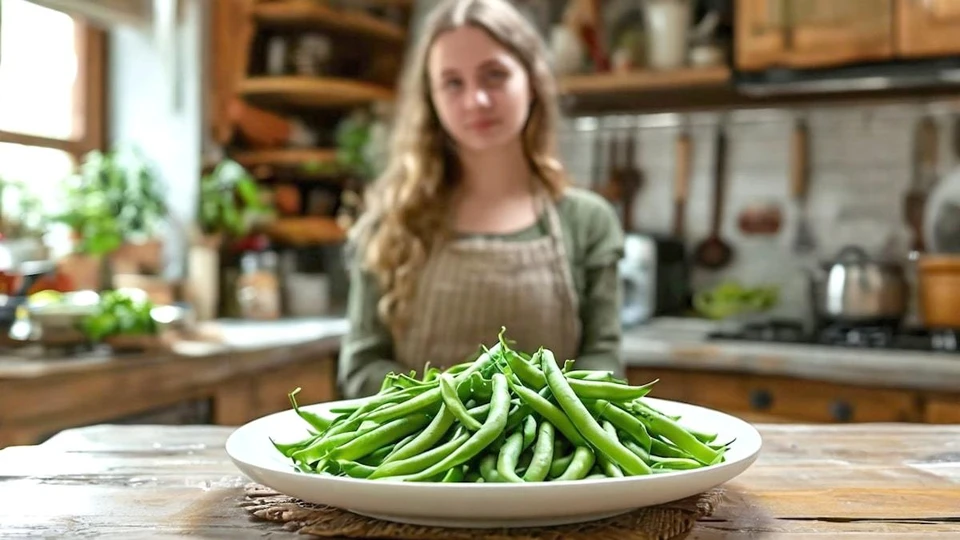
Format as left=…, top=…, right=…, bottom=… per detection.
left=396, top=191, right=581, bottom=370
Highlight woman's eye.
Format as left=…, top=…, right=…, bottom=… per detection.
left=442, top=78, right=463, bottom=91
left=483, top=70, right=508, bottom=84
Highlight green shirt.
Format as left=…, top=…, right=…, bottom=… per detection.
left=338, top=187, right=625, bottom=399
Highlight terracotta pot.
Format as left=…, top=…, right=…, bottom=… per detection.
left=111, top=239, right=164, bottom=275
left=58, top=254, right=103, bottom=291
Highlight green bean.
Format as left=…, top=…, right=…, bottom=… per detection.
left=688, top=428, right=719, bottom=444
left=650, top=438, right=694, bottom=460
left=520, top=415, right=537, bottom=451
left=651, top=457, right=704, bottom=470
left=381, top=405, right=456, bottom=464
left=358, top=444, right=396, bottom=466
left=440, top=373, right=483, bottom=431
left=548, top=452, right=574, bottom=478
left=541, top=350, right=651, bottom=476
left=291, top=425, right=379, bottom=464
left=441, top=465, right=465, bottom=482
left=505, top=402, right=533, bottom=433
left=396, top=372, right=511, bottom=482
left=552, top=446, right=595, bottom=481
left=522, top=421, right=554, bottom=481
left=269, top=433, right=319, bottom=457
left=459, top=341, right=503, bottom=380
left=569, top=378, right=657, bottom=401
left=631, top=402, right=721, bottom=465
left=597, top=421, right=623, bottom=478
left=585, top=473, right=607, bottom=479
left=478, top=454, right=501, bottom=482
left=365, top=387, right=443, bottom=424
left=590, top=399, right=652, bottom=452
left=467, top=403, right=491, bottom=421
left=336, top=460, right=376, bottom=478
left=504, top=348, right=547, bottom=389
left=505, top=374, right=587, bottom=447
left=369, top=433, right=470, bottom=479
left=368, top=343, right=501, bottom=425
left=564, top=370, right=628, bottom=383
left=467, top=372, right=493, bottom=401
left=331, top=414, right=432, bottom=462
left=496, top=431, right=525, bottom=483
left=288, top=388, right=336, bottom=432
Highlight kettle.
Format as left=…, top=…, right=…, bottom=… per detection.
left=807, top=246, right=908, bottom=324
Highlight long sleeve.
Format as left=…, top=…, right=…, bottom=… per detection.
left=569, top=189, right=625, bottom=377
left=576, top=262, right=624, bottom=377
left=337, top=260, right=404, bottom=399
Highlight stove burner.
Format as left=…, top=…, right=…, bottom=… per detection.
left=707, top=320, right=960, bottom=354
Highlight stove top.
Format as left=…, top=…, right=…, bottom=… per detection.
left=707, top=320, right=960, bottom=353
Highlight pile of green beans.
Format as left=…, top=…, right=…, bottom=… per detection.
left=271, top=330, right=733, bottom=482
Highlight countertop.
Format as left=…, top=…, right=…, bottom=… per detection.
left=4, top=314, right=959, bottom=392
left=622, top=318, right=960, bottom=392
left=0, top=317, right=348, bottom=379
left=0, top=423, right=957, bottom=538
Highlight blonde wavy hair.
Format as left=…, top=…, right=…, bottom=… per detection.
left=352, top=0, right=569, bottom=337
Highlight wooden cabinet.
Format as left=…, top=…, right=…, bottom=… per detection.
left=628, top=367, right=928, bottom=424
left=736, top=0, right=894, bottom=71
left=896, top=0, right=960, bottom=57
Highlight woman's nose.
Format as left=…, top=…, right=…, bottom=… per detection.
left=465, top=87, right=491, bottom=109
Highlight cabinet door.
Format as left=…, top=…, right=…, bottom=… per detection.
left=736, top=0, right=789, bottom=70
left=897, top=0, right=960, bottom=57
left=736, top=0, right=895, bottom=70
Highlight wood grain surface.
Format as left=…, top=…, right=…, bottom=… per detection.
left=0, top=424, right=957, bottom=538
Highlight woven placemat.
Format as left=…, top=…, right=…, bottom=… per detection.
left=239, top=483, right=724, bottom=539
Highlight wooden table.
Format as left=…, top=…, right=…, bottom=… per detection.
left=0, top=424, right=958, bottom=538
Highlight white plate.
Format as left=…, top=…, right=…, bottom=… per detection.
left=226, top=397, right=762, bottom=529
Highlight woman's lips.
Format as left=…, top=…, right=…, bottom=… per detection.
left=468, top=119, right=500, bottom=131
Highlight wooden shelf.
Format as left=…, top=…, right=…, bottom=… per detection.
left=253, top=1, right=406, bottom=43
left=559, top=66, right=732, bottom=96
left=361, top=0, right=415, bottom=8
left=233, top=148, right=337, bottom=169
left=238, top=76, right=394, bottom=110
left=264, top=217, right=346, bottom=246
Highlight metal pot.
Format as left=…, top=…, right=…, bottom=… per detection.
left=808, top=246, right=908, bottom=323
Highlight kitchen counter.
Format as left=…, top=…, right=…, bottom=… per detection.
left=1, top=423, right=957, bottom=538
left=622, top=318, right=960, bottom=392
left=0, top=318, right=347, bottom=448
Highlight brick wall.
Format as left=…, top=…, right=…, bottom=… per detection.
left=558, top=103, right=960, bottom=323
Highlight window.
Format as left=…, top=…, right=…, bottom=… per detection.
left=0, top=0, right=105, bottom=221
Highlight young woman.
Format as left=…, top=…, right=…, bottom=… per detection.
left=339, top=0, right=625, bottom=399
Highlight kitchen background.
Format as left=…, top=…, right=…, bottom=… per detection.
left=2, top=0, right=960, bottom=448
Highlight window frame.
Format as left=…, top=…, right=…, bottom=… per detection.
left=0, top=19, right=107, bottom=160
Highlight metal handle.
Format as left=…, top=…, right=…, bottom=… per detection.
left=830, top=400, right=854, bottom=422
left=749, top=389, right=774, bottom=411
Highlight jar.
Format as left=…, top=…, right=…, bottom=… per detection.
left=236, top=251, right=281, bottom=320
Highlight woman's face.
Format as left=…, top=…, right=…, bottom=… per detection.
left=427, top=25, right=532, bottom=153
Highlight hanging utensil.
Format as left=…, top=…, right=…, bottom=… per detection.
left=791, top=116, right=816, bottom=254
left=673, top=128, right=691, bottom=240
left=694, top=123, right=733, bottom=269
left=598, top=130, right=623, bottom=203
left=619, top=128, right=643, bottom=232
left=905, top=114, right=938, bottom=253
left=590, top=130, right=604, bottom=192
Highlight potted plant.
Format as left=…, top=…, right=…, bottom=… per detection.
left=188, top=158, right=272, bottom=320
left=53, top=147, right=168, bottom=283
